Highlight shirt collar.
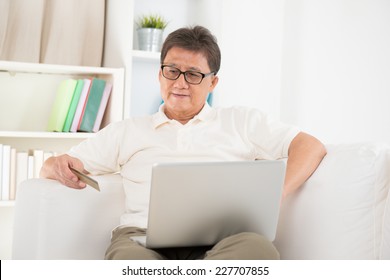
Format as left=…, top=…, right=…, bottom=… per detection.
left=152, top=103, right=216, bottom=128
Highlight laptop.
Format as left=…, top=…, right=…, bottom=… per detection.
left=132, top=160, right=286, bottom=248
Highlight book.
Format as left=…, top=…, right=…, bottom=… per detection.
left=27, top=155, right=34, bottom=179
left=92, top=82, right=112, bottom=132
left=47, top=79, right=78, bottom=132
left=33, top=150, right=44, bottom=178
left=70, top=79, right=92, bottom=132
left=15, top=152, right=28, bottom=192
left=9, top=148, right=16, bottom=200
left=78, top=78, right=106, bottom=132
left=1, top=145, right=11, bottom=200
left=0, top=144, right=3, bottom=200
left=62, top=79, right=85, bottom=132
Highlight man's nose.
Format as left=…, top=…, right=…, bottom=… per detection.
left=173, top=73, right=189, bottom=87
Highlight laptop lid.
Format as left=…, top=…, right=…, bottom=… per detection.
left=145, top=160, right=286, bottom=248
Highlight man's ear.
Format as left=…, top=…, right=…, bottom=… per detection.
left=209, top=75, right=219, bottom=91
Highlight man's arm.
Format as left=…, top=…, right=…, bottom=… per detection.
left=40, top=154, right=87, bottom=189
left=283, top=132, right=327, bottom=198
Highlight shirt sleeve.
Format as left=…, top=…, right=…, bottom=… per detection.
left=67, top=121, right=124, bottom=175
left=245, top=108, right=300, bottom=160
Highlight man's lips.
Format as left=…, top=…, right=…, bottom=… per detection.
left=171, top=92, right=190, bottom=98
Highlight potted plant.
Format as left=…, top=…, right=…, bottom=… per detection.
left=136, top=14, right=168, bottom=52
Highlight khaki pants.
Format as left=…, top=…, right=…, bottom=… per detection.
left=105, top=227, right=280, bottom=260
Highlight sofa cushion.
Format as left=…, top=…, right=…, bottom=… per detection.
left=274, top=143, right=390, bottom=259
left=12, top=174, right=125, bottom=259
left=382, top=186, right=390, bottom=259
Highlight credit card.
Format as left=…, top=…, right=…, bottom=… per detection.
left=70, top=167, right=100, bottom=191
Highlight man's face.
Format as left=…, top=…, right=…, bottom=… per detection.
left=159, top=47, right=218, bottom=122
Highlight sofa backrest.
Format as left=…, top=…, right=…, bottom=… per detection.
left=275, top=142, right=390, bottom=259
left=382, top=186, right=390, bottom=259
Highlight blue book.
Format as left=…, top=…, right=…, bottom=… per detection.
left=78, top=78, right=106, bottom=132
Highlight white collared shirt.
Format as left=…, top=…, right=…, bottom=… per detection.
left=69, top=104, right=300, bottom=228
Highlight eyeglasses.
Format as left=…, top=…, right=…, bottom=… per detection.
left=161, top=65, right=215, bottom=85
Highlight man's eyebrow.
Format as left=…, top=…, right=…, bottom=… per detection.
left=188, top=66, right=202, bottom=72
left=163, top=63, right=202, bottom=72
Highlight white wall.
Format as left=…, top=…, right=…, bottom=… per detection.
left=107, top=0, right=286, bottom=119
left=104, top=0, right=390, bottom=145
left=280, top=0, right=390, bottom=144
left=213, top=0, right=285, bottom=120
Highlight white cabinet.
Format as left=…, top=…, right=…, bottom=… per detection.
left=0, top=60, right=124, bottom=259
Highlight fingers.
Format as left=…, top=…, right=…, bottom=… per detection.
left=58, top=169, right=87, bottom=189
left=49, top=155, right=87, bottom=189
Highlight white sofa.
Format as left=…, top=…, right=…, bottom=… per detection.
left=12, top=143, right=390, bottom=259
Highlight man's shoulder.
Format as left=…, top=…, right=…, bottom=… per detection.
left=215, top=106, right=265, bottom=119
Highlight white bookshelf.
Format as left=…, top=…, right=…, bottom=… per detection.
left=0, top=59, right=125, bottom=178
left=0, top=61, right=124, bottom=128
left=0, top=60, right=124, bottom=178
left=0, top=60, right=124, bottom=259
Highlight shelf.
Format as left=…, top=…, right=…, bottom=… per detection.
left=0, top=61, right=123, bottom=154
left=0, top=60, right=123, bottom=76
left=132, top=50, right=160, bottom=62
left=0, top=201, right=15, bottom=207
left=0, top=131, right=96, bottom=154
left=0, top=61, right=124, bottom=133
left=0, top=131, right=95, bottom=139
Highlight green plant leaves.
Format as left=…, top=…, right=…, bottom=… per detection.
left=136, top=14, right=168, bottom=29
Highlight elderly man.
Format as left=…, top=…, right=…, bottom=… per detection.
left=41, top=26, right=326, bottom=260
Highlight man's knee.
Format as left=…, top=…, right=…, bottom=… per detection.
left=235, top=232, right=280, bottom=259
left=105, top=242, right=163, bottom=260
left=105, top=227, right=164, bottom=260
left=205, top=232, right=280, bottom=260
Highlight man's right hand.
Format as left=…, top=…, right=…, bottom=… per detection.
left=39, top=154, right=87, bottom=189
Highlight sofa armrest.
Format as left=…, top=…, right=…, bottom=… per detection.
left=12, top=174, right=125, bottom=260
left=275, top=143, right=390, bottom=259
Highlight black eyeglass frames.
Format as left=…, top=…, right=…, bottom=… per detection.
left=161, top=65, right=215, bottom=85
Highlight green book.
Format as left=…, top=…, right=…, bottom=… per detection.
left=47, top=79, right=78, bottom=132
left=62, top=79, right=85, bottom=132
left=78, top=78, right=106, bottom=132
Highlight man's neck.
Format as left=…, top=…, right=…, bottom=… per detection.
left=164, top=106, right=204, bottom=125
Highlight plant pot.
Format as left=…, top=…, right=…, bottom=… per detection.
left=137, top=28, right=164, bottom=52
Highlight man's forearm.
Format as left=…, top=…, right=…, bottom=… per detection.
left=283, top=132, right=327, bottom=197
